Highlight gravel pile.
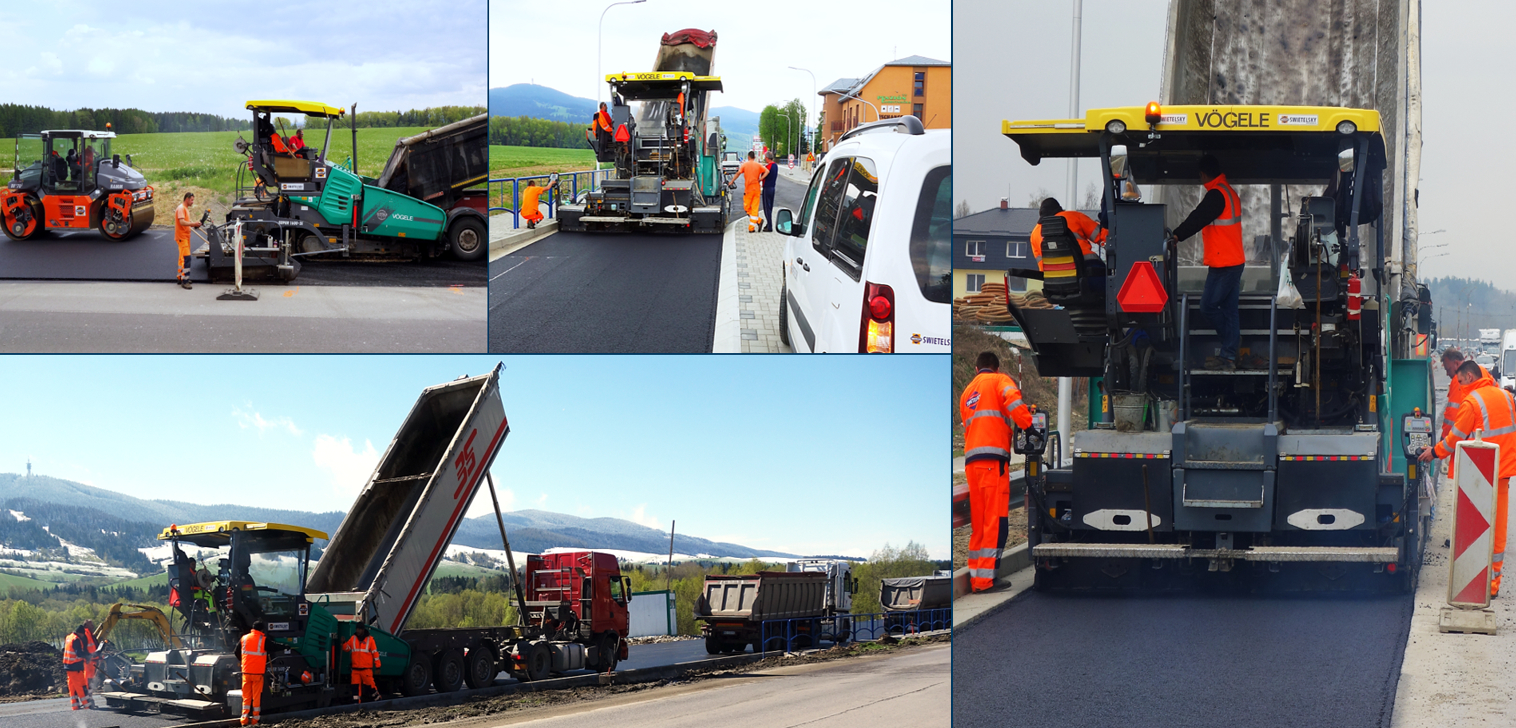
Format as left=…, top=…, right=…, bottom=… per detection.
left=0, top=641, right=65, bottom=699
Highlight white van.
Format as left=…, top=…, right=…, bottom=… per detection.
left=1501, top=330, right=1515, bottom=390
left=773, top=117, right=951, bottom=353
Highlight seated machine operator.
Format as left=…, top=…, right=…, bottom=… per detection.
left=1030, top=197, right=1106, bottom=273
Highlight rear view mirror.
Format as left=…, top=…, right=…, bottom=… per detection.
left=1109, top=145, right=1129, bottom=179
left=1338, top=147, right=1355, bottom=173
left=776, top=208, right=796, bottom=235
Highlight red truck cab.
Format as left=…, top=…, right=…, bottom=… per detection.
left=526, top=551, right=632, bottom=661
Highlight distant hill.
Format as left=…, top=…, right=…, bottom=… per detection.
left=488, top=85, right=761, bottom=152
left=489, top=85, right=599, bottom=125
left=710, top=106, right=759, bottom=144
left=1425, top=277, right=1516, bottom=345
left=0, top=473, right=799, bottom=580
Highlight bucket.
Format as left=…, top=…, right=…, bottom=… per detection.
left=1113, top=394, right=1148, bottom=432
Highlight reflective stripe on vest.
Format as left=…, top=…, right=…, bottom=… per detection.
left=1207, top=183, right=1241, bottom=227
left=1200, top=175, right=1245, bottom=267
left=965, top=446, right=1011, bottom=459
left=968, top=410, right=1006, bottom=423
left=63, top=634, right=82, bottom=664
left=1469, top=389, right=1516, bottom=437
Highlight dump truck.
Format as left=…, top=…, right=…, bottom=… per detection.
left=1002, top=103, right=1436, bottom=593
left=693, top=571, right=826, bottom=654
left=879, top=576, right=950, bottom=634
left=785, top=559, right=857, bottom=643
left=200, top=101, right=487, bottom=282
left=561, top=29, right=728, bottom=233
left=3, top=128, right=155, bottom=240
left=98, top=366, right=632, bottom=718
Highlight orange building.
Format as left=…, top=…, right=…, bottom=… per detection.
left=818, top=55, right=950, bottom=151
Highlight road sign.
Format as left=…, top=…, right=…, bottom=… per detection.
left=787, top=154, right=795, bottom=170
left=1448, top=437, right=1499, bottom=608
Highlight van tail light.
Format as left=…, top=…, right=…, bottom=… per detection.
left=859, top=282, right=895, bottom=353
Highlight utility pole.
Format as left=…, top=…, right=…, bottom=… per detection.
left=1057, top=0, right=1083, bottom=460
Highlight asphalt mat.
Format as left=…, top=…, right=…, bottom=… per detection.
left=487, top=230, right=723, bottom=353
left=0, top=228, right=210, bottom=282
left=0, top=228, right=485, bottom=287
left=952, top=590, right=1414, bottom=728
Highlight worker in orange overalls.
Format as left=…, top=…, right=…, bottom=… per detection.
left=732, top=151, right=768, bottom=233
left=174, top=192, right=201, bottom=290
left=343, top=624, right=381, bottom=703
left=81, top=619, right=101, bottom=709
left=959, top=351, right=1034, bottom=592
left=63, top=624, right=94, bottom=710
left=1421, top=359, right=1516, bottom=597
left=238, top=621, right=268, bottom=726
left=1440, top=348, right=1494, bottom=480
left=1029, top=196, right=1106, bottom=271
left=592, top=102, right=614, bottom=148
left=521, top=177, right=559, bottom=230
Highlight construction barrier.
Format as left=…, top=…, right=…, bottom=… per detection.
left=1448, top=435, right=1500, bottom=608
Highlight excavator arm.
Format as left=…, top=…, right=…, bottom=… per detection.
left=97, top=603, right=184, bottom=649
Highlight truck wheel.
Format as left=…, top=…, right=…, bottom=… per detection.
left=779, top=280, right=792, bottom=346
left=450, top=217, right=486, bottom=262
left=400, top=655, right=432, bottom=697
left=522, top=642, right=552, bottom=682
left=463, top=645, right=496, bottom=689
left=704, top=635, right=721, bottom=655
left=432, top=649, right=465, bottom=693
left=595, top=633, right=620, bottom=673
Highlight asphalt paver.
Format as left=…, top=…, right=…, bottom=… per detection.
left=487, top=230, right=722, bottom=353
left=953, top=590, right=1413, bottom=728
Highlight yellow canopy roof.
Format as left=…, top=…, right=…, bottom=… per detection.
left=245, top=100, right=346, bottom=118
left=158, top=520, right=328, bottom=545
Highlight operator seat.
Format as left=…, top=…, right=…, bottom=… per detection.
left=1037, top=214, right=1106, bottom=334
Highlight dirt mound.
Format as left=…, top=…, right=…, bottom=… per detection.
left=0, top=641, right=65, bottom=699
left=148, top=184, right=234, bottom=230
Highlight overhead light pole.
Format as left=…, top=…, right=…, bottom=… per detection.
left=596, top=0, right=646, bottom=171
left=789, top=66, right=817, bottom=156
left=1057, top=0, right=1084, bottom=460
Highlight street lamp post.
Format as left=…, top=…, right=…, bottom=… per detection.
left=789, top=66, right=817, bottom=159
left=838, top=92, right=880, bottom=125
left=596, top=0, right=646, bottom=171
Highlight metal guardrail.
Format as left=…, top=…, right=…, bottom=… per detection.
left=756, top=608, right=952, bottom=653
left=487, top=168, right=610, bottom=230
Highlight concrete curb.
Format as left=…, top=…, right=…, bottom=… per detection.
left=266, top=653, right=769, bottom=724
left=953, top=542, right=1031, bottom=599
left=489, top=217, right=557, bottom=261
left=711, top=220, right=742, bottom=353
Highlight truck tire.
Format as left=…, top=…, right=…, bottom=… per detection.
left=595, top=633, right=620, bottom=673
left=432, top=649, right=465, bottom=693
left=522, top=642, right=552, bottom=682
left=450, top=217, right=486, bottom=262
left=704, top=635, right=721, bottom=655
left=463, top=645, right=496, bottom=689
left=400, top=655, right=432, bottom=697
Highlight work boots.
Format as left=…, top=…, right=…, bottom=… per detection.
left=179, top=279, right=193, bottom=290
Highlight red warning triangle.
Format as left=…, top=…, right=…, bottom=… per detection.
left=614, top=124, right=630, bottom=143
left=1453, top=565, right=1490, bottom=605
left=1117, top=261, right=1168, bottom=313
left=1454, top=484, right=1492, bottom=560
left=1466, top=445, right=1497, bottom=487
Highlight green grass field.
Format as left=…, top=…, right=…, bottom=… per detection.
left=3, top=127, right=436, bottom=196
left=107, top=572, right=168, bottom=590
left=0, top=570, right=63, bottom=589
left=488, top=145, right=595, bottom=179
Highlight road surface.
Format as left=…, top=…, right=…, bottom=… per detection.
left=0, top=639, right=734, bottom=728
left=486, top=173, right=804, bottom=353
left=490, top=643, right=948, bottom=728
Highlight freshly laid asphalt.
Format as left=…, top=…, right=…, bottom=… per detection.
left=0, top=228, right=486, bottom=287
left=487, top=229, right=723, bottom=353
left=953, top=590, right=1414, bottom=728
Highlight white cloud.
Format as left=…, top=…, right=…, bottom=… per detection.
left=233, top=405, right=303, bottom=437
left=627, top=504, right=662, bottom=530
left=312, top=434, right=380, bottom=496
left=534, top=494, right=549, bottom=506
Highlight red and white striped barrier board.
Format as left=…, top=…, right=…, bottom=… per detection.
left=1448, top=437, right=1500, bottom=608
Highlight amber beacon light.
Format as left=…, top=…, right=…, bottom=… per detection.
left=1144, top=102, right=1162, bottom=125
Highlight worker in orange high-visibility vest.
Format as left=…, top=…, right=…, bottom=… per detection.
left=733, top=151, right=768, bottom=233
left=1439, top=348, right=1494, bottom=479
left=343, top=624, right=382, bottom=703
left=81, top=619, right=101, bottom=708
left=1421, top=359, right=1516, bottom=597
left=959, top=351, right=1034, bottom=592
left=1029, top=197, right=1106, bottom=271
left=1171, top=154, right=1245, bottom=371
left=521, top=177, right=559, bottom=230
left=238, top=621, right=268, bottom=726
left=62, top=624, right=94, bottom=710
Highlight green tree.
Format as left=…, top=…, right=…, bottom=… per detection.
left=758, top=99, right=808, bottom=158
left=853, top=541, right=934, bottom=616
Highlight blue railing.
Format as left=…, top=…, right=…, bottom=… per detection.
left=487, top=168, right=611, bottom=230
left=756, top=608, right=951, bottom=653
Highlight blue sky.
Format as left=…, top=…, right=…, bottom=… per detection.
left=0, top=355, right=949, bottom=559
left=0, top=0, right=485, bottom=119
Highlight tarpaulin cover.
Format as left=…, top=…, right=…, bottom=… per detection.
left=661, top=29, right=716, bottom=48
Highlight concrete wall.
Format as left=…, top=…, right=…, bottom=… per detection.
left=1156, top=0, right=1419, bottom=276
left=629, top=590, right=676, bottom=637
